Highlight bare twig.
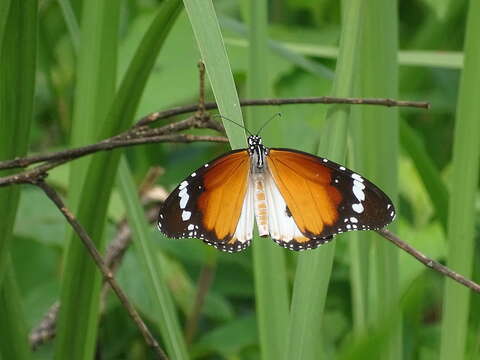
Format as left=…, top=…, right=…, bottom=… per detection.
left=0, top=132, right=227, bottom=172
left=29, top=206, right=163, bottom=350
left=135, top=96, right=430, bottom=127
left=377, top=228, right=480, bottom=293
left=197, top=61, right=206, bottom=116
left=0, top=134, right=226, bottom=187
left=31, top=179, right=168, bottom=360
left=29, top=302, right=59, bottom=350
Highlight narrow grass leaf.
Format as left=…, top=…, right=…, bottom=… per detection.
left=0, top=0, right=37, bottom=288
left=117, top=158, right=188, bottom=359
left=244, top=1, right=290, bottom=359
left=56, top=2, right=182, bottom=359
left=183, top=0, right=246, bottom=149
left=400, top=120, right=448, bottom=229
left=220, top=17, right=334, bottom=80
left=55, top=2, right=120, bottom=358
left=270, top=42, right=464, bottom=70
left=0, top=261, right=31, bottom=360
left=357, top=1, right=401, bottom=359
left=440, top=2, right=480, bottom=359
left=287, top=1, right=363, bottom=359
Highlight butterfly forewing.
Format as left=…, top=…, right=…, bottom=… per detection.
left=158, top=150, right=253, bottom=252
left=267, top=149, right=395, bottom=243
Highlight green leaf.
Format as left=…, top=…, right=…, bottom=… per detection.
left=117, top=158, right=188, bottom=359
left=0, top=0, right=36, bottom=288
left=55, top=2, right=121, bottom=358
left=183, top=0, right=246, bottom=149
left=244, top=1, right=290, bottom=359
left=0, top=1, right=37, bottom=357
left=440, top=2, right=480, bottom=359
left=355, top=1, right=402, bottom=359
left=55, top=1, right=183, bottom=359
left=0, top=262, right=31, bottom=360
left=286, top=1, right=363, bottom=359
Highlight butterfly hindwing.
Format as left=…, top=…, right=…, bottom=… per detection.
left=158, top=150, right=253, bottom=252
left=266, top=148, right=395, bottom=243
left=262, top=169, right=334, bottom=250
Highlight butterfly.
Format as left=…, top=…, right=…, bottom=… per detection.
left=157, top=132, right=396, bottom=253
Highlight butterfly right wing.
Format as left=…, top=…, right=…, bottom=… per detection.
left=158, top=150, right=254, bottom=252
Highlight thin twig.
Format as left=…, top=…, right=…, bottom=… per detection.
left=377, top=228, right=480, bottom=293
left=0, top=132, right=227, bottom=172
left=197, top=61, right=206, bottom=115
left=31, top=179, right=169, bottom=360
left=29, top=206, right=163, bottom=350
left=135, top=96, right=430, bottom=127
left=29, top=302, right=59, bottom=350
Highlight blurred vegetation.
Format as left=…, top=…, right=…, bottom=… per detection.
left=1, top=0, right=479, bottom=359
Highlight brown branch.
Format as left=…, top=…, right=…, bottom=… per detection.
left=377, top=228, right=480, bottom=293
left=31, top=179, right=169, bottom=360
left=0, top=134, right=226, bottom=187
left=135, top=96, right=431, bottom=127
left=197, top=61, right=206, bottom=115
left=29, top=302, right=59, bottom=350
left=0, top=131, right=227, bottom=172
left=0, top=95, right=428, bottom=181
left=29, top=205, right=163, bottom=350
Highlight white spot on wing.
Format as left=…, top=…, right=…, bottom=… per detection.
left=191, top=172, right=196, bottom=177
left=352, top=180, right=365, bottom=202
left=182, top=210, right=192, bottom=221
left=179, top=188, right=189, bottom=209
left=187, top=224, right=194, bottom=231
left=179, top=181, right=188, bottom=190
left=339, top=166, right=346, bottom=171
left=351, top=173, right=364, bottom=182
left=352, top=203, right=364, bottom=213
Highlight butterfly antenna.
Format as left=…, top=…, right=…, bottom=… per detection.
left=213, top=114, right=254, bottom=136
left=256, top=112, right=282, bottom=136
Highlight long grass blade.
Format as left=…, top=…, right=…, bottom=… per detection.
left=440, top=2, right=480, bottom=359
left=400, top=120, right=448, bottom=230
left=244, top=1, right=290, bottom=359
left=286, top=1, right=363, bottom=359
left=0, top=260, right=31, bottom=360
left=56, top=1, right=183, bottom=358
left=356, top=1, right=401, bottom=359
left=183, top=0, right=245, bottom=149
left=0, top=0, right=36, bottom=288
left=117, top=158, right=188, bottom=359
left=55, top=2, right=120, bottom=358
left=0, top=2, right=36, bottom=356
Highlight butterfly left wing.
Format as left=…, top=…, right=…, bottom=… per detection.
left=158, top=150, right=254, bottom=252
left=265, top=148, right=395, bottom=250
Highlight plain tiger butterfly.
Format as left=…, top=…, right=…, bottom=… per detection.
left=157, top=129, right=395, bottom=252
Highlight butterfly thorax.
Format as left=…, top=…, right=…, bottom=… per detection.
left=248, top=135, right=269, bottom=173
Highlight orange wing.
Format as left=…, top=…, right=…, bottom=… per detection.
left=158, top=150, right=251, bottom=252
left=267, top=149, right=395, bottom=241
left=197, top=151, right=250, bottom=241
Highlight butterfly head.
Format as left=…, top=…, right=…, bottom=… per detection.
left=247, top=135, right=268, bottom=171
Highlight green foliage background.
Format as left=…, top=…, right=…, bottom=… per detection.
left=1, top=0, right=479, bottom=359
